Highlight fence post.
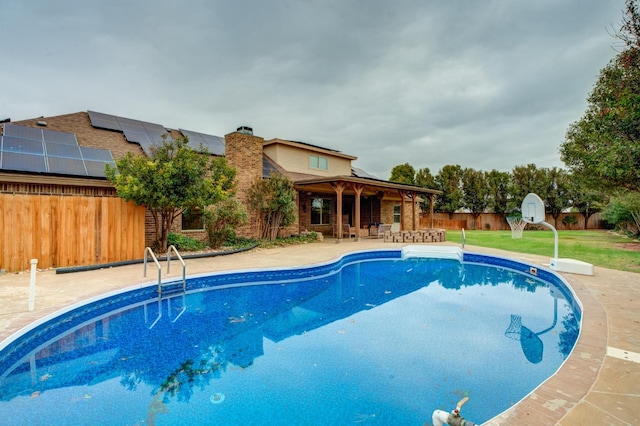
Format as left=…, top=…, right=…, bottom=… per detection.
left=28, top=259, right=38, bottom=311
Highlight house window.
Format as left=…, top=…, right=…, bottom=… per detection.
left=311, top=198, right=332, bottom=225
left=309, top=154, right=328, bottom=170
left=393, top=204, right=401, bottom=223
left=182, top=208, right=204, bottom=230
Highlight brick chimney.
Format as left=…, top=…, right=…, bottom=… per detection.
left=225, top=127, right=264, bottom=238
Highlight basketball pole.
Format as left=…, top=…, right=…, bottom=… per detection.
left=539, top=221, right=559, bottom=259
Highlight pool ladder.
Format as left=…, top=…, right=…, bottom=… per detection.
left=143, top=245, right=186, bottom=296
left=461, top=228, right=466, bottom=250
left=143, top=245, right=187, bottom=329
left=143, top=292, right=186, bottom=329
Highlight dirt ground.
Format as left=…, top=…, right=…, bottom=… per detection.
left=617, top=242, right=640, bottom=251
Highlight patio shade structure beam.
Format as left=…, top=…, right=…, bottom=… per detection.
left=330, top=181, right=345, bottom=242
left=349, top=182, right=365, bottom=241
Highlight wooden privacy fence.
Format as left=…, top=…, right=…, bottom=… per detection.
left=421, top=212, right=603, bottom=231
left=0, top=194, right=145, bottom=272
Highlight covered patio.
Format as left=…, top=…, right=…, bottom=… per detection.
left=293, top=175, right=441, bottom=242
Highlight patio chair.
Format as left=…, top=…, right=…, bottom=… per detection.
left=342, top=224, right=357, bottom=239
left=377, top=224, right=392, bottom=239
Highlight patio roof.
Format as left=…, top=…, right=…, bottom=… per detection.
left=293, top=175, right=441, bottom=197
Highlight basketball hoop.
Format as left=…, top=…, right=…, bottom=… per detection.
left=505, top=314, right=522, bottom=340
left=506, top=216, right=527, bottom=239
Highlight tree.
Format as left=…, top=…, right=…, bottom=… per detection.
left=602, top=191, right=640, bottom=235
left=435, top=165, right=464, bottom=218
left=461, top=168, right=489, bottom=229
left=415, top=167, right=436, bottom=212
left=415, top=167, right=436, bottom=188
left=247, top=172, right=297, bottom=240
left=106, top=136, right=236, bottom=251
left=486, top=169, right=511, bottom=219
left=567, top=175, right=606, bottom=229
left=560, top=1, right=640, bottom=192
left=509, top=164, right=547, bottom=211
left=613, top=0, right=640, bottom=49
left=389, top=163, right=416, bottom=185
left=543, top=167, right=572, bottom=227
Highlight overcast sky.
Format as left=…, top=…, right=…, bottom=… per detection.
left=0, top=0, right=627, bottom=179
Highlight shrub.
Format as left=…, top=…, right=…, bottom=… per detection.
left=562, top=214, right=578, bottom=229
left=204, top=198, right=249, bottom=249
left=247, top=172, right=296, bottom=240
left=224, top=235, right=258, bottom=248
left=257, top=232, right=318, bottom=249
left=602, top=192, right=640, bottom=237
left=167, top=233, right=206, bottom=252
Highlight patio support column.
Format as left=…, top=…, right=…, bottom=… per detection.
left=350, top=183, right=364, bottom=241
left=430, top=194, right=435, bottom=228
left=397, top=190, right=407, bottom=231
left=410, top=191, right=417, bottom=230
left=331, top=182, right=345, bottom=243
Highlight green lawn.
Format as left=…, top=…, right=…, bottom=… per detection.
left=446, top=229, right=640, bottom=273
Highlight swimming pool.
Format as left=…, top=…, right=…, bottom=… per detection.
left=0, top=249, right=580, bottom=425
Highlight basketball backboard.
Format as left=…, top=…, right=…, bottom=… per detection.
left=521, top=193, right=545, bottom=224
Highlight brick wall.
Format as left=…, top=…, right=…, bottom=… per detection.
left=224, top=131, right=264, bottom=238
left=381, top=198, right=417, bottom=230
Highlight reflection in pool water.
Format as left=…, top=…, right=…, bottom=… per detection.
left=0, top=250, right=579, bottom=425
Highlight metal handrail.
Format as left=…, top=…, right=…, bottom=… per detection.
left=143, top=247, right=162, bottom=294
left=144, top=298, right=162, bottom=329
left=461, top=228, right=466, bottom=250
left=168, top=294, right=186, bottom=323
left=167, top=245, right=186, bottom=291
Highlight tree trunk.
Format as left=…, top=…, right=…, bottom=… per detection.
left=582, top=212, right=593, bottom=229
left=472, top=213, right=481, bottom=230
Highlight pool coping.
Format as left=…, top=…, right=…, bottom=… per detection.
left=486, top=272, right=607, bottom=425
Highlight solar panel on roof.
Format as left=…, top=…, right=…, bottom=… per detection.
left=85, top=160, right=114, bottom=177
left=123, top=129, right=148, bottom=143
left=142, top=122, right=167, bottom=133
left=146, top=130, right=169, bottom=144
left=80, top=146, right=113, bottom=162
left=1, top=136, right=44, bottom=155
left=3, top=123, right=43, bottom=140
left=45, top=142, right=82, bottom=159
left=263, top=156, right=280, bottom=178
left=42, top=128, right=77, bottom=145
left=0, top=123, right=115, bottom=178
left=179, top=129, right=226, bottom=155
left=88, top=113, right=121, bottom=131
left=2, top=152, right=47, bottom=173
left=206, top=136, right=225, bottom=154
left=47, top=157, right=87, bottom=175
left=88, top=110, right=120, bottom=127
left=120, top=123, right=145, bottom=134
left=117, top=116, right=143, bottom=126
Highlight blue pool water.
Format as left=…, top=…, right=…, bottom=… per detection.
left=0, top=250, right=580, bottom=425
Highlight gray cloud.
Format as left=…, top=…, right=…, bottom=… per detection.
left=0, top=0, right=625, bottom=179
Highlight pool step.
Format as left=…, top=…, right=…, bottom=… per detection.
left=401, top=245, right=463, bottom=261
left=160, top=281, right=186, bottom=297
